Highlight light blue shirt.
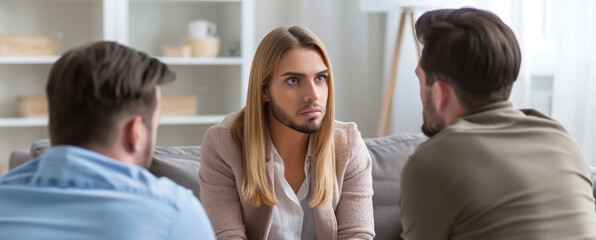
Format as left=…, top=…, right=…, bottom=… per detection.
left=0, top=145, right=215, bottom=240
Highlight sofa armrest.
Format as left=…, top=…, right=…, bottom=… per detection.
left=7, top=139, right=51, bottom=170
left=150, top=146, right=202, bottom=199
left=9, top=149, right=31, bottom=170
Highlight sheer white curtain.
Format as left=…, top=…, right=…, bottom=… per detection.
left=365, top=0, right=596, bottom=165
left=463, top=0, right=596, bottom=165
left=471, top=0, right=596, bottom=165
left=549, top=0, right=596, bottom=165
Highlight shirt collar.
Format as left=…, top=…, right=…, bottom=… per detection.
left=463, top=100, right=513, bottom=117
left=30, top=145, right=151, bottom=189
left=268, top=134, right=313, bottom=161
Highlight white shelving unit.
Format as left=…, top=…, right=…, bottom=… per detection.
left=158, top=57, right=243, bottom=65
left=0, top=56, right=60, bottom=64
left=0, top=115, right=227, bottom=127
left=0, top=0, right=254, bottom=173
left=0, top=56, right=243, bottom=65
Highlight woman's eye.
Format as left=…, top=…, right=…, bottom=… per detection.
left=285, top=77, right=298, bottom=85
left=315, top=75, right=327, bottom=83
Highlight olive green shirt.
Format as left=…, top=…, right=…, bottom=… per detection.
left=400, top=101, right=596, bottom=240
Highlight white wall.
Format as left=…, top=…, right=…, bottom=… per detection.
left=382, top=9, right=424, bottom=134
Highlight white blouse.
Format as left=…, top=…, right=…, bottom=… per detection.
left=268, top=136, right=316, bottom=240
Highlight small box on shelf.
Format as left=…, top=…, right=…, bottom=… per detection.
left=0, top=34, right=58, bottom=56
left=159, top=95, right=197, bottom=116
left=17, top=95, right=197, bottom=118
left=162, top=45, right=191, bottom=58
left=17, top=96, right=47, bottom=118
left=183, top=37, right=220, bottom=57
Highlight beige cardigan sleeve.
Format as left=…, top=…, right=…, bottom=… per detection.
left=198, top=125, right=247, bottom=240
left=335, top=123, right=376, bottom=239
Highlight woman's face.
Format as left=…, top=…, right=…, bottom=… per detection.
left=265, top=47, right=329, bottom=134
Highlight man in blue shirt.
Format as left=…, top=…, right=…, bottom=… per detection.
left=0, top=41, right=216, bottom=240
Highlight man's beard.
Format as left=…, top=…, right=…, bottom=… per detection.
left=421, top=90, right=446, bottom=137
left=268, top=95, right=325, bottom=134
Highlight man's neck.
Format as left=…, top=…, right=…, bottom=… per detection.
left=444, top=107, right=467, bottom=126
left=82, top=143, right=139, bottom=167
left=268, top=116, right=310, bottom=163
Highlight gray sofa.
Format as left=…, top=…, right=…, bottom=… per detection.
left=8, top=133, right=596, bottom=240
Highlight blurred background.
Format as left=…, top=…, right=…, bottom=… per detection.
left=0, top=0, right=594, bottom=176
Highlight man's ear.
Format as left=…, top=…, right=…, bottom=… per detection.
left=124, top=116, right=145, bottom=154
left=431, top=80, right=453, bottom=112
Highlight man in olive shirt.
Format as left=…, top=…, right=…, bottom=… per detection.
left=400, top=8, right=596, bottom=240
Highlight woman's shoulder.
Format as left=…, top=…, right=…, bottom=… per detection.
left=333, top=120, right=361, bottom=148
left=200, top=113, right=244, bottom=175
left=202, top=112, right=239, bottom=152
left=332, top=120, right=368, bottom=168
left=205, top=112, right=237, bottom=135
left=213, top=112, right=238, bottom=130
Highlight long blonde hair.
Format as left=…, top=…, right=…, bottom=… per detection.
left=231, top=26, right=336, bottom=207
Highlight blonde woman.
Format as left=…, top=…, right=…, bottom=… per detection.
left=198, top=26, right=374, bottom=240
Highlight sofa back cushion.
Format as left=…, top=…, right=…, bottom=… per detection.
left=364, top=133, right=427, bottom=240
left=150, top=146, right=202, bottom=198
left=20, top=136, right=596, bottom=240
left=26, top=135, right=427, bottom=240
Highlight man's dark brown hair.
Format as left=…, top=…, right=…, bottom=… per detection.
left=415, top=8, right=521, bottom=108
left=46, top=41, right=175, bottom=147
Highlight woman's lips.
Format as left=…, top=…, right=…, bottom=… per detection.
left=300, top=108, right=322, bottom=118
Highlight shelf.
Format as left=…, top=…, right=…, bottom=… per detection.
left=0, top=118, right=48, bottom=127
left=0, top=56, right=59, bottom=64
left=159, top=115, right=225, bottom=125
left=130, top=0, right=242, bottom=3
left=0, top=115, right=225, bottom=128
left=0, top=56, right=241, bottom=66
left=0, top=0, right=251, bottom=170
left=157, top=57, right=242, bottom=65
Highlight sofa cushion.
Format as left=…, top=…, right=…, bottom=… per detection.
left=9, top=149, right=30, bottom=170
left=150, top=146, right=202, bottom=199
left=364, top=133, right=427, bottom=240
left=30, top=139, right=50, bottom=159
left=18, top=136, right=596, bottom=239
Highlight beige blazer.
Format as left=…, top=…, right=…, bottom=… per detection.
left=199, top=113, right=375, bottom=240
